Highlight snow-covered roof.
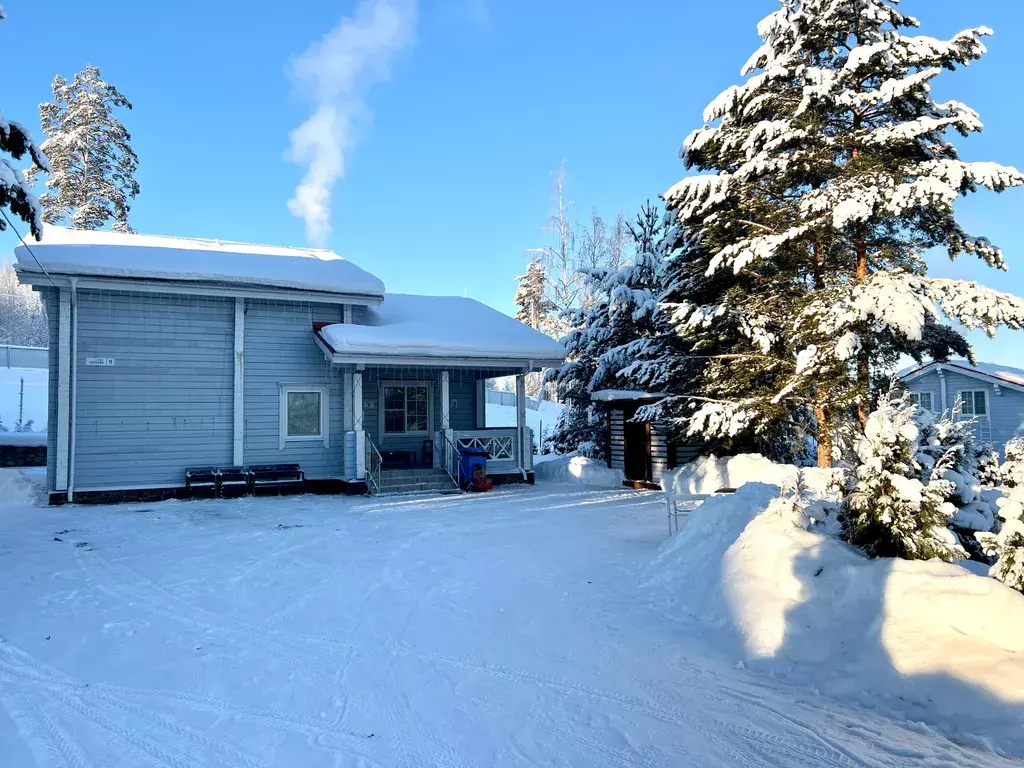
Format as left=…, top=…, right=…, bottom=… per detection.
left=13, top=226, right=385, bottom=300
left=899, top=359, right=1024, bottom=391
left=590, top=390, right=666, bottom=402
left=318, top=294, right=566, bottom=366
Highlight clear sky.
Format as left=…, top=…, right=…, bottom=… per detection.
left=2, top=0, right=1022, bottom=365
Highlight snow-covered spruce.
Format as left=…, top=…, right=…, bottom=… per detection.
left=547, top=203, right=667, bottom=456
left=656, top=0, right=1024, bottom=467
left=0, top=10, right=50, bottom=240
left=513, top=258, right=555, bottom=333
left=841, top=390, right=965, bottom=561
left=26, top=64, right=139, bottom=232
left=978, top=485, right=1024, bottom=593
left=1003, top=436, right=1024, bottom=489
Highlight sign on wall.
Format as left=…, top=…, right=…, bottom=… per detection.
left=85, top=358, right=115, bottom=366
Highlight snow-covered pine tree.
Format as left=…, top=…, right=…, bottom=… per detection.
left=975, top=444, right=1003, bottom=489
left=915, top=404, right=996, bottom=558
left=660, top=0, right=1024, bottom=468
left=0, top=7, right=49, bottom=240
left=514, top=259, right=554, bottom=331
left=841, top=389, right=966, bottom=561
left=27, top=64, right=139, bottom=232
left=978, top=484, right=1024, bottom=592
left=1002, top=436, right=1024, bottom=489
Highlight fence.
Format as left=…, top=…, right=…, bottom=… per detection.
left=485, top=389, right=543, bottom=411
left=0, top=345, right=48, bottom=369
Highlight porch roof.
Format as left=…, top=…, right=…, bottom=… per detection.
left=316, top=293, right=566, bottom=370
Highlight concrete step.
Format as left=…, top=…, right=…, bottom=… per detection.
left=379, top=468, right=450, bottom=480
left=376, top=479, right=460, bottom=495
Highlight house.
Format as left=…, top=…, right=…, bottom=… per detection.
left=14, top=227, right=565, bottom=503
left=592, top=390, right=700, bottom=487
left=899, top=360, right=1024, bottom=452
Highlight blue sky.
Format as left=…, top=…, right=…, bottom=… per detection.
left=2, top=0, right=1023, bottom=365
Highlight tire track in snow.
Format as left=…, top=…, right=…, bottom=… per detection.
left=0, top=639, right=382, bottom=766
left=0, top=685, right=93, bottom=768
left=390, top=643, right=863, bottom=768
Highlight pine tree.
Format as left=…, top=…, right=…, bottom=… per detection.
left=841, top=390, right=966, bottom=561
left=1002, top=436, right=1024, bottom=489
left=27, top=64, right=139, bottom=232
left=976, top=444, right=1002, bottom=489
left=0, top=8, right=49, bottom=240
left=659, top=0, right=1024, bottom=469
left=979, top=438, right=1024, bottom=591
left=514, top=259, right=554, bottom=332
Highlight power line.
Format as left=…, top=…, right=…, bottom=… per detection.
left=0, top=209, right=58, bottom=289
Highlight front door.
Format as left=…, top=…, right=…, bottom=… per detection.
left=623, top=413, right=651, bottom=482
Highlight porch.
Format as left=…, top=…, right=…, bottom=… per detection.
left=342, top=365, right=535, bottom=494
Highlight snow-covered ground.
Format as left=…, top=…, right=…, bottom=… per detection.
left=1, top=477, right=1017, bottom=767
left=0, top=367, right=47, bottom=436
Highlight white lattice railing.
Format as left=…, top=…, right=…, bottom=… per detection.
left=454, top=428, right=518, bottom=463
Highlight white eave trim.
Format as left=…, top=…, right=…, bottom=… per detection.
left=14, top=271, right=384, bottom=307
left=901, top=361, right=1024, bottom=394
left=325, top=352, right=565, bottom=371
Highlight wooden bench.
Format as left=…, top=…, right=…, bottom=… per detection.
left=249, top=463, right=305, bottom=495
left=185, top=467, right=218, bottom=497
left=218, top=466, right=250, bottom=498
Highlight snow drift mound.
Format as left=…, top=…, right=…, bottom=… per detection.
left=662, top=453, right=837, bottom=497
left=0, top=468, right=41, bottom=508
left=533, top=456, right=623, bottom=488
left=644, top=483, right=1024, bottom=755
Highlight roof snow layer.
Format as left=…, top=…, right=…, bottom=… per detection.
left=320, top=294, right=566, bottom=363
left=14, top=226, right=385, bottom=298
left=900, top=359, right=1024, bottom=389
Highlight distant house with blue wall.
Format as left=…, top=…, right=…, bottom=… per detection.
left=899, top=360, right=1024, bottom=453
left=14, top=227, right=564, bottom=503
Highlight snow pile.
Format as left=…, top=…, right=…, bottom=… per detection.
left=321, top=294, right=566, bottom=362
left=644, top=483, right=1024, bottom=754
left=0, top=468, right=40, bottom=507
left=662, top=453, right=836, bottom=497
left=0, top=431, right=46, bottom=447
left=533, top=456, right=623, bottom=488
left=15, top=226, right=386, bottom=298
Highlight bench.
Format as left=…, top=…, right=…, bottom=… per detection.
left=218, top=466, right=250, bottom=498
left=185, top=467, right=218, bottom=497
left=249, top=463, right=305, bottom=495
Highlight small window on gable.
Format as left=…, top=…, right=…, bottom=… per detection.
left=279, top=385, right=329, bottom=449
left=909, top=392, right=933, bottom=411
left=958, top=390, right=988, bottom=417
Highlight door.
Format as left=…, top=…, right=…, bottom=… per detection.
left=623, top=412, right=651, bottom=482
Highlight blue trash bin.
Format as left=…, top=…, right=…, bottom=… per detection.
left=459, top=447, right=489, bottom=488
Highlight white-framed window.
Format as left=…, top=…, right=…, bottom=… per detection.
left=381, top=381, right=431, bottom=436
left=909, top=391, right=933, bottom=411
left=958, top=390, right=988, bottom=417
left=279, top=384, right=329, bottom=449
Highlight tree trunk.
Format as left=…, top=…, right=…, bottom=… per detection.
left=855, top=237, right=871, bottom=429
left=815, top=402, right=833, bottom=469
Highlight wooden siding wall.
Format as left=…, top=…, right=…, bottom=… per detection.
left=72, top=290, right=235, bottom=489
left=906, top=369, right=1024, bottom=455
left=243, top=299, right=344, bottom=478
left=362, top=366, right=477, bottom=459
left=650, top=424, right=669, bottom=484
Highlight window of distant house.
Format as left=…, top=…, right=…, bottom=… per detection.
left=909, top=392, right=933, bottom=411
left=383, top=383, right=430, bottom=434
left=958, top=390, right=988, bottom=417
left=279, top=385, right=328, bottom=449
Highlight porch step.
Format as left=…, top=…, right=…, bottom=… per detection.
left=375, top=468, right=460, bottom=495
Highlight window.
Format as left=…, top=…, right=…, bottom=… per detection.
left=909, top=392, right=933, bottom=411
left=958, top=390, right=988, bottom=417
left=382, top=382, right=430, bottom=434
left=279, top=385, right=329, bottom=449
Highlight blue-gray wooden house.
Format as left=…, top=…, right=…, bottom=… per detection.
left=15, top=227, right=564, bottom=503
left=899, top=360, right=1024, bottom=453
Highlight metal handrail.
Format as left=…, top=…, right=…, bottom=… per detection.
left=437, top=430, right=462, bottom=490
left=365, top=435, right=383, bottom=495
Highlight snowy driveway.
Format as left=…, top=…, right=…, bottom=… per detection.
left=0, top=485, right=1014, bottom=767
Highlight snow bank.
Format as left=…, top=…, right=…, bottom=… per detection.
left=0, top=367, right=47, bottom=431
left=320, top=294, right=566, bottom=362
left=0, top=430, right=46, bottom=447
left=0, top=468, right=40, bottom=507
left=533, top=456, right=623, bottom=488
left=644, top=483, right=1024, bottom=755
left=662, top=453, right=837, bottom=497
left=15, top=226, right=386, bottom=298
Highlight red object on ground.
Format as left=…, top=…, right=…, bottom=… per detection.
left=472, top=477, right=493, bottom=492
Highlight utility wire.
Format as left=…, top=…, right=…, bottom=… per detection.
left=1, top=209, right=58, bottom=289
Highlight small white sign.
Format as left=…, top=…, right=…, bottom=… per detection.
left=85, top=357, right=115, bottom=366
